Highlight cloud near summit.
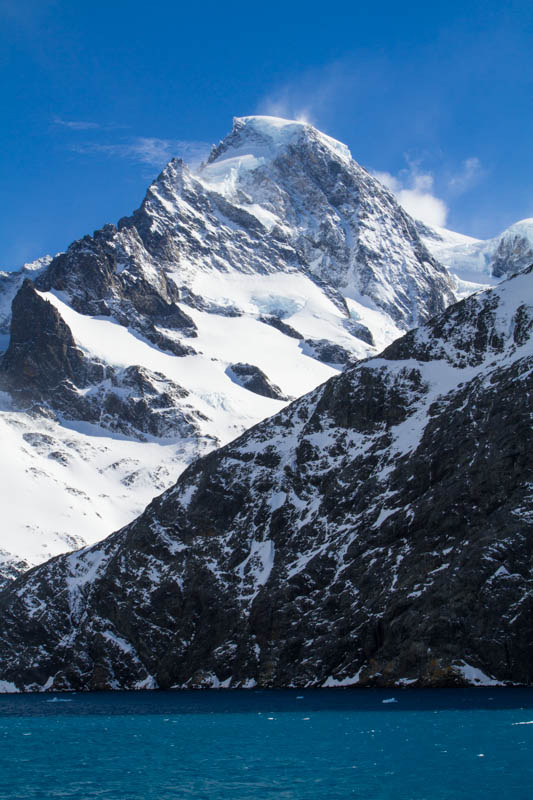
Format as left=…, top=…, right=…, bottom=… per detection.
left=71, top=137, right=211, bottom=170
left=373, top=156, right=484, bottom=229
left=373, top=167, right=449, bottom=229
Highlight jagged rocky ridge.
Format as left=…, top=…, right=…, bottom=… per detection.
left=0, top=115, right=458, bottom=579
left=1, top=266, right=531, bottom=692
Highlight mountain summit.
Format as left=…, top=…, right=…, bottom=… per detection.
left=207, top=115, right=353, bottom=163
left=199, top=115, right=454, bottom=328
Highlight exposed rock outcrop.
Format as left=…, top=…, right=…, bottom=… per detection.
left=226, top=363, right=289, bottom=400
left=300, top=338, right=354, bottom=367
left=0, top=279, right=101, bottom=400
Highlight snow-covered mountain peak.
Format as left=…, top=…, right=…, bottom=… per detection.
left=0, top=114, right=459, bottom=583
left=206, top=115, right=352, bottom=169
left=199, top=115, right=353, bottom=203
left=195, top=116, right=455, bottom=328
left=421, top=217, right=533, bottom=294
left=504, top=217, right=533, bottom=235
left=109, top=115, right=454, bottom=332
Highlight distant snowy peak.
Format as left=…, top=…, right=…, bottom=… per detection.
left=421, top=218, right=533, bottom=293
left=491, top=219, right=533, bottom=277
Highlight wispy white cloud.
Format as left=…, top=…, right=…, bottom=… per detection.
left=255, top=60, right=363, bottom=126
left=373, top=153, right=484, bottom=228
left=448, top=157, right=483, bottom=193
left=257, top=86, right=314, bottom=124
left=54, top=118, right=102, bottom=131
left=373, top=165, right=448, bottom=228
left=72, top=137, right=211, bottom=169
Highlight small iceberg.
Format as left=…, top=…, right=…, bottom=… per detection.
left=46, top=698, right=73, bottom=703
left=382, top=697, right=398, bottom=704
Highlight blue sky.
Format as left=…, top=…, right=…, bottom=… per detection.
left=1, top=0, right=531, bottom=269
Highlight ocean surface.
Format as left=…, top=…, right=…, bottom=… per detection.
left=1, top=688, right=532, bottom=799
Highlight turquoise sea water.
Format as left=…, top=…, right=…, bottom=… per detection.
left=1, top=689, right=532, bottom=799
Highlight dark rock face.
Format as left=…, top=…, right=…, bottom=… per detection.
left=76, top=365, right=207, bottom=441
left=0, top=268, right=532, bottom=692
left=226, top=363, right=288, bottom=401
left=0, top=257, right=51, bottom=337
left=0, top=280, right=99, bottom=399
left=491, top=232, right=533, bottom=278
left=300, top=338, right=354, bottom=366
left=259, top=315, right=303, bottom=340
left=343, top=319, right=374, bottom=346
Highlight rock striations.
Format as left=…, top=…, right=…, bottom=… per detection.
left=0, top=266, right=531, bottom=691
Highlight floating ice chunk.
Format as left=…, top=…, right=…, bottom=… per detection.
left=382, top=697, right=398, bottom=704
left=46, top=698, right=73, bottom=703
